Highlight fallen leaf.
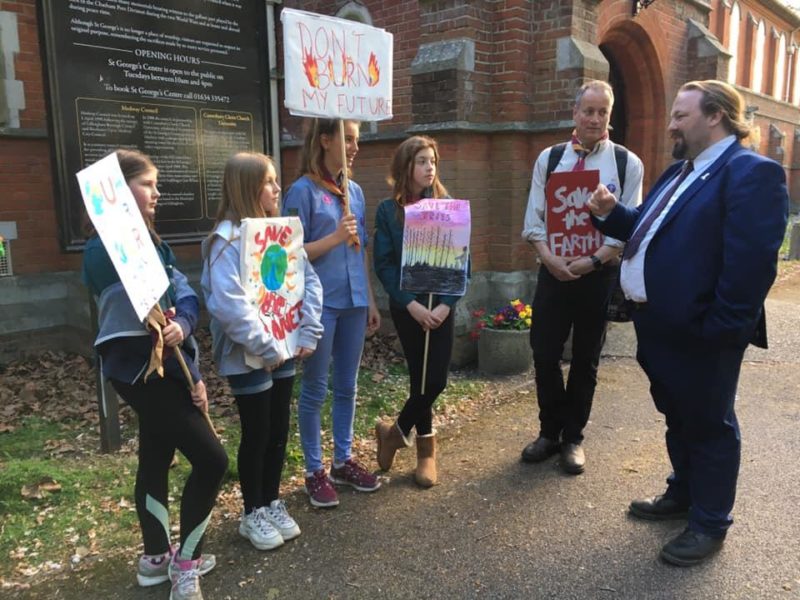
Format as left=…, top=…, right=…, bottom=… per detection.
left=20, top=477, right=62, bottom=500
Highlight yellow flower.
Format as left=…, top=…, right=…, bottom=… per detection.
left=525, top=318, right=532, bottom=326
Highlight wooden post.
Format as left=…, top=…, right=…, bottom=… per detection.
left=420, top=293, right=433, bottom=394
left=89, top=292, right=121, bottom=453
left=339, top=119, right=350, bottom=215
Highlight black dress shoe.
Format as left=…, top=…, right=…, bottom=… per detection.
left=629, top=494, right=689, bottom=521
left=660, top=527, right=725, bottom=566
left=520, top=436, right=559, bottom=463
left=560, top=443, right=585, bottom=474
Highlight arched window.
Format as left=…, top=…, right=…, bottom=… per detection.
left=336, top=2, right=373, bottom=26
left=727, top=2, right=740, bottom=84
left=752, top=20, right=766, bottom=93
left=335, top=2, right=377, bottom=133
left=775, top=33, right=786, bottom=100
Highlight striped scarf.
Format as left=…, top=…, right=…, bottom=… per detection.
left=571, top=130, right=608, bottom=171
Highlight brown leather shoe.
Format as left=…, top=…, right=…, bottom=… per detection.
left=520, top=436, right=559, bottom=463
left=629, top=494, right=689, bottom=521
left=660, top=527, right=725, bottom=566
left=560, top=443, right=585, bottom=474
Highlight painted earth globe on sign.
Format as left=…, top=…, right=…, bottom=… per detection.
left=261, top=244, right=288, bottom=291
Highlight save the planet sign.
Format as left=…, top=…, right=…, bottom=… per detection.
left=239, top=217, right=306, bottom=368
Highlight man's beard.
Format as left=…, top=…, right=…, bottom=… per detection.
left=671, top=138, right=687, bottom=159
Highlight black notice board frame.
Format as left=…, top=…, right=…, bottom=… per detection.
left=38, top=1, right=272, bottom=250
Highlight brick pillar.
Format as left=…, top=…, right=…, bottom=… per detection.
left=741, top=14, right=759, bottom=89
left=687, top=19, right=731, bottom=81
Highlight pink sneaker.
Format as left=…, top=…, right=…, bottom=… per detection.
left=329, top=459, right=381, bottom=492
left=304, top=469, right=339, bottom=508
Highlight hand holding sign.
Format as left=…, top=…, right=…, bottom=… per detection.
left=336, top=213, right=359, bottom=244
left=587, top=183, right=618, bottom=218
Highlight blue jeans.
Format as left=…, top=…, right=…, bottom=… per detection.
left=298, top=306, right=367, bottom=473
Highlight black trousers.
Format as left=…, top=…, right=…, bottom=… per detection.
left=391, top=305, right=454, bottom=437
left=112, top=377, right=228, bottom=559
left=234, top=375, right=294, bottom=512
left=529, top=265, right=615, bottom=444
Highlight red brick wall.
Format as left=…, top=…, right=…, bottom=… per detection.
left=0, top=1, right=79, bottom=274
left=2, top=0, right=799, bottom=278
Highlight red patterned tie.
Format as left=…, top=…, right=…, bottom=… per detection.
left=622, top=160, right=694, bottom=260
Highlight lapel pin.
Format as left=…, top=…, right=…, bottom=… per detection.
left=701, top=173, right=710, bottom=181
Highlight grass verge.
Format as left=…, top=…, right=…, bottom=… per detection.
left=0, top=356, right=490, bottom=590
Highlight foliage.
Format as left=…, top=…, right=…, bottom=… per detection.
left=470, top=299, right=532, bottom=340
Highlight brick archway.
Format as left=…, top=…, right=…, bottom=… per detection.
left=600, top=22, right=666, bottom=190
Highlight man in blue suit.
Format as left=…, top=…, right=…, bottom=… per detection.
left=588, top=80, right=788, bottom=566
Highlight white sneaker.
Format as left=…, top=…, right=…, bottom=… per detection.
left=238, top=508, right=284, bottom=550
left=264, top=499, right=301, bottom=541
left=168, top=556, right=203, bottom=600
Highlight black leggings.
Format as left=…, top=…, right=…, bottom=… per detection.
left=235, top=375, right=294, bottom=513
left=112, top=377, right=228, bottom=559
left=390, top=306, right=454, bottom=437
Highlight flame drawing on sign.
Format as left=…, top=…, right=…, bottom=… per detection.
left=368, top=52, right=380, bottom=87
left=303, top=49, right=319, bottom=88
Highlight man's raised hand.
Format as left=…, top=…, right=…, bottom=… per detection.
left=588, top=184, right=617, bottom=217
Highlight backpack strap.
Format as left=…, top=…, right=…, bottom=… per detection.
left=545, top=142, right=568, bottom=183
left=612, top=143, right=628, bottom=196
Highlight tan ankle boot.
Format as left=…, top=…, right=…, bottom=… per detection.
left=375, top=420, right=411, bottom=471
left=414, top=434, right=437, bottom=487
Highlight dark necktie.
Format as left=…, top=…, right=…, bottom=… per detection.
left=622, top=160, right=694, bottom=260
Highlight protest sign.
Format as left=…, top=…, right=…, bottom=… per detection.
left=401, top=199, right=471, bottom=296
left=282, top=8, right=393, bottom=121
left=545, top=170, right=603, bottom=258
left=77, top=153, right=169, bottom=322
left=239, top=217, right=307, bottom=368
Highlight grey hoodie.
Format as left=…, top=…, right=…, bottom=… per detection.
left=201, top=220, right=324, bottom=376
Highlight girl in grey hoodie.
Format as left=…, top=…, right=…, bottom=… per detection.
left=201, top=152, right=323, bottom=551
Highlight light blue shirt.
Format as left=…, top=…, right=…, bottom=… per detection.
left=282, top=175, right=369, bottom=309
left=621, top=135, right=737, bottom=302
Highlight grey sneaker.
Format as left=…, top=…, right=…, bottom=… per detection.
left=264, top=499, right=301, bottom=540
left=239, top=508, right=284, bottom=550
left=137, top=545, right=215, bottom=587
left=168, top=556, right=203, bottom=600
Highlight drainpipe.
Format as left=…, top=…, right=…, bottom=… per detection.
left=266, top=0, right=282, bottom=176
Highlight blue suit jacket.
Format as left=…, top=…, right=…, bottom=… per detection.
left=593, top=141, right=788, bottom=348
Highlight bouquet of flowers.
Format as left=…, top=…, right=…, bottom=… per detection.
left=470, top=299, right=532, bottom=340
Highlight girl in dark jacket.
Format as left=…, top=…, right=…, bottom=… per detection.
left=82, top=149, right=227, bottom=600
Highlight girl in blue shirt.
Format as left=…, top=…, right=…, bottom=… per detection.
left=282, top=119, right=381, bottom=508
left=373, top=136, right=462, bottom=487
left=202, top=153, right=323, bottom=548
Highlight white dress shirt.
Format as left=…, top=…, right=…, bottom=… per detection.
left=620, top=135, right=737, bottom=302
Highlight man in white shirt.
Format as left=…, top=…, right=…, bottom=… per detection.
left=588, top=80, right=788, bottom=566
left=520, top=80, right=643, bottom=474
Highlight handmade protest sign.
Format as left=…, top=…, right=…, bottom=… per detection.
left=545, top=170, right=602, bottom=258
left=282, top=8, right=393, bottom=121
left=401, top=200, right=471, bottom=296
left=77, top=153, right=169, bottom=322
left=240, top=217, right=307, bottom=368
